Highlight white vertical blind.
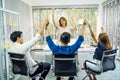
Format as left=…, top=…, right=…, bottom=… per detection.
left=102, top=0, right=120, bottom=56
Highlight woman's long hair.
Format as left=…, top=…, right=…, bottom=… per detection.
left=59, top=17, right=67, bottom=26
left=99, top=33, right=112, bottom=50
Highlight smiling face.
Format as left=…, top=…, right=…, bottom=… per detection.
left=60, top=19, right=66, bottom=26
left=59, top=17, right=67, bottom=27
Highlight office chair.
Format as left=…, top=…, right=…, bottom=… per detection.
left=52, top=51, right=79, bottom=79
left=82, top=48, right=118, bottom=80
left=8, top=52, right=45, bottom=80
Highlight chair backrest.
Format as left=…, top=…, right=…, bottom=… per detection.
left=101, top=48, right=118, bottom=72
left=52, top=52, right=78, bottom=76
left=8, top=52, right=28, bottom=76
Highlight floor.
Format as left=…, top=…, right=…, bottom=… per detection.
left=9, top=48, right=120, bottom=80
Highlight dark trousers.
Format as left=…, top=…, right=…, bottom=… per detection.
left=30, top=62, right=50, bottom=80
left=57, top=77, right=74, bottom=80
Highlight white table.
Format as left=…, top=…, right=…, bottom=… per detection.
left=30, top=45, right=95, bottom=63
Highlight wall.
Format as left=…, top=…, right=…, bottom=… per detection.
left=30, top=0, right=106, bottom=6
left=21, top=0, right=31, bottom=5
left=4, top=0, right=32, bottom=42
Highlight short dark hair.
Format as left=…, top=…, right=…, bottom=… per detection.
left=60, top=32, right=71, bottom=44
left=10, top=31, right=22, bottom=42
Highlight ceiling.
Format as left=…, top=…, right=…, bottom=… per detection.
left=22, top=0, right=106, bottom=6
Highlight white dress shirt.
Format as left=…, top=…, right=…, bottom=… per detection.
left=8, top=33, right=41, bottom=74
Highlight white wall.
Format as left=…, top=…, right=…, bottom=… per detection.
left=30, top=0, right=105, bottom=6
left=22, top=0, right=31, bottom=5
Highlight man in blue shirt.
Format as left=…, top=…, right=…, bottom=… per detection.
left=45, top=20, right=86, bottom=80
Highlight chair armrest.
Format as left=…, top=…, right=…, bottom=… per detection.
left=81, top=60, right=98, bottom=71
left=33, top=61, right=43, bottom=68
left=29, top=61, right=42, bottom=71
left=85, top=60, right=98, bottom=65
left=90, top=44, right=97, bottom=47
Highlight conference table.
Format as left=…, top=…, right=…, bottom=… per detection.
left=30, top=44, right=96, bottom=63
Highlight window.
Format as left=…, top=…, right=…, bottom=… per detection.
left=32, top=8, right=98, bottom=46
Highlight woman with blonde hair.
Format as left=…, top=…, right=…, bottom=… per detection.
left=83, top=20, right=112, bottom=80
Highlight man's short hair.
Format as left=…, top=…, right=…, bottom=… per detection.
left=60, top=32, right=71, bottom=44
left=10, top=31, right=22, bottom=42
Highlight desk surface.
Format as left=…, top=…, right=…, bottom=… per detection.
left=30, top=45, right=95, bottom=63
left=31, top=45, right=95, bottom=52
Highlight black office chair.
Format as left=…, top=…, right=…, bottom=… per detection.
left=82, top=48, right=118, bottom=80
left=52, top=51, right=79, bottom=79
left=8, top=52, right=45, bottom=80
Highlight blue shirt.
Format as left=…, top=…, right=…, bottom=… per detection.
left=93, top=42, right=107, bottom=60
left=46, top=36, right=84, bottom=55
